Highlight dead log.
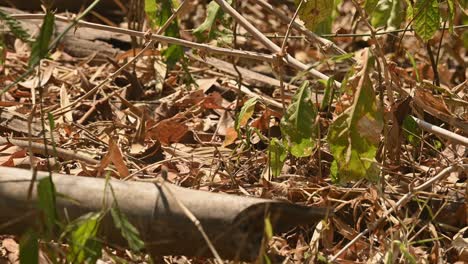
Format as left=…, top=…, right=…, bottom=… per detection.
left=0, top=166, right=329, bottom=261
left=1, top=7, right=131, bottom=61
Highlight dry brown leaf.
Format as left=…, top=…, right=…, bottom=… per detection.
left=147, top=119, right=188, bottom=146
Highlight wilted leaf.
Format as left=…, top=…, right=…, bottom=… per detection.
left=29, top=10, right=55, bottom=66
left=328, top=51, right=383, bottom=183
left=413, top=0, right=440, bottom=41
left=280, top=81, right=318, bottom=158
left=67, top=213, right=102, bottom=264
left=223, top=127, right=238, bottom=146
left=235, top=98, right=257, bottom=131
left=296, top=0, right=334, bottom=30
left=268, top=138, right=287, bottom=177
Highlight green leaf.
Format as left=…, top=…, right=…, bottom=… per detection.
left=280, top=81, right=318, bottom=158
left=370, top=0, right=393, bottom=28
left=29, top=10, right=55, bottom=66
left=19, top=230, right=38, bottom=264
left=0, top=10, right=31, bottom=43
left=111, top=206, right=144, bottom=251
left=264, top=216, right=273, bottom=240
left=406, top=52, right=420, bottom=82
left=413, top=0, right=440, bottom=41
left=327, top=56, right=383, bottom=183
left=268, top=138, right=287, bottom=177
left=364, top=0, right=380, bottom=14
left=144, top=0, right=158, bottom=29
left=147, top=0, right=183, bottom=68
left=320, top=76, right=335, bottom=111
left=37, top=177, right=57, bottom=236
left=235, top=98, right=257, bottom=131
left=193, top=1, right=222, bottom=41
left=295, top=0, right=334, bottom=31
left=402, top=116, right=421, bottom=146
left=67, top=213, right=102, bottom=264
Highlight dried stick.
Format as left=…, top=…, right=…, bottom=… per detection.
left=329, top=163, right=468, bottom=262
left=413, top=117, right=468, bottom=146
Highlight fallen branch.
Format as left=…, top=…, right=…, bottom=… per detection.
left=0, top=166, right=329, bottom=261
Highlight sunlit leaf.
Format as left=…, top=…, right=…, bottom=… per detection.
left=295, top=0, right=334, bottom=31
left=29, top=10, right=55, bottom=66
left=328, top=53, right=383, bottom=183
left=193, top=1, right=222, bottom=40
left=413, top=0, right=440, bottom=41
left=268, top=138, right=287, bottom=177
left=67, top=213, right=102, bottom=264
left=235, top=98, right=257, bottom=131
left=280, top=81, right=318, bottom=158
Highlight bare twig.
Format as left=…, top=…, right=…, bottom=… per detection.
left=413, top=117, right=468, bottom=146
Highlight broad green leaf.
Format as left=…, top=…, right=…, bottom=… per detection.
left=19, top=230, right=38, bottom=264
left=235, top=98, right=257, bottom=131
left=111, top=206, right=144, bottom=251
left=67, top=213, right=102, bottom=264
left=295, top=0, right=334, bottom=31
left=193, top=1, right=222, bottom=41
left=264, top=216, right=273, bottom=240
left=280, top=81, right=318, bottom=158
left=29, top=10, right=55, bottom=66
left=327, top=55, right=383, bottom=183
left=413, top=0, right=440, bottom=41
left=268, top=138, right=287, bottom=177
left=370, top=0, right=393, bottom=28
left=387, top=0, right=403, bottom=29
left=37, top=177, right=57, bottom=236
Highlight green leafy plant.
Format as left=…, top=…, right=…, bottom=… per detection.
left=327, top=53, right=384, bottom=183
left=29, top=10, right=55, bottom=66
left=268, top=138, right=287, bottom=177
left=66, top=213, right=103, bottom=264
left=280, top=81, right=318, bottom=158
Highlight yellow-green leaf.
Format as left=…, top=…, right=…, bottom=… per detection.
left=268, top=138, right=287, bottom=177
left=413, top=0, right=440, bottom=41
left=327, top=52, right=383, bottom=183
left=295, top=0, right=334, bottom=31
left=236, top=98, right=257, bottom=131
